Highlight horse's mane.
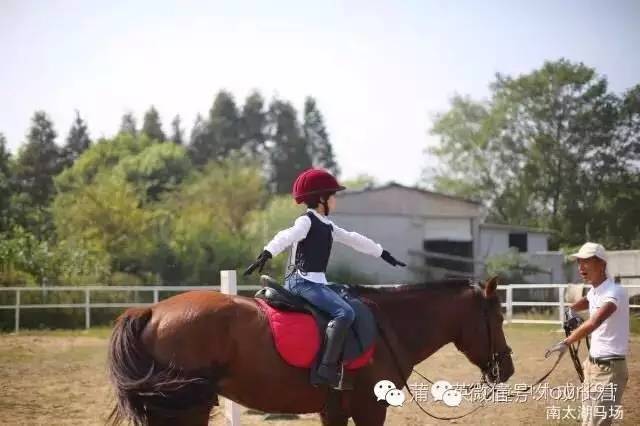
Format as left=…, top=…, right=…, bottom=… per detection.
left=351, top=279, right=477, bottom=296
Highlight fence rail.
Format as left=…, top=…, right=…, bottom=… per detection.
left=1, top=283, right=639, bottom=333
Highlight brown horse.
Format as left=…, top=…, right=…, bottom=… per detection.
left=107, top=277, right=514, bottom=425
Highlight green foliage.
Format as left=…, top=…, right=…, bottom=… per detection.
left=63, top=111, right=91, bottom=165
left=14, top=111, right=65, bottom=208
left=161, top=158, right=266, bottom=284
left=341, top=174, right=377, bottom=191
left=115, top=142, right=191, bottom=201
left=303, top=97, right=339, bottom=176
left=119, top=112, right=137, bottom=136
left=240, top=91, right=267, bottom=156
left=327, top=264, right=377, bottom=285
left=0, top=133, right=12, bottom=232
left=142, top=106, right=166, bottom=142
left=5, top=89, right=340, bottom=292
left=485, top=248, right=548, bottom=284
left=170, top=115, right=184, bottom=145
left=427, top=59, right=640, bottom=249
left=268, top=99, right=312, bottom=194
left=188, top=91, right=241, bottom=166
left=52, top=174, right=158, bottom=278
left=55, top=133, right=153, bottom=192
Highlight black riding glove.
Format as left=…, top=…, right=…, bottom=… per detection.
left=381, top=250, right=406, bottom=267
left=243, top=250, right=272, bottom=276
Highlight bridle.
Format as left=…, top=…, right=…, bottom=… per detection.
left=479, top=290, right=512, bottom=384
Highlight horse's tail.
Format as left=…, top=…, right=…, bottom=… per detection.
left=107, top=307, right=219, bottom=426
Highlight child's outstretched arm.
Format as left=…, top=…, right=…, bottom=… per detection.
left=244, top=216, right=311, bottom=276
left=332, top=224, right=406, bottom=267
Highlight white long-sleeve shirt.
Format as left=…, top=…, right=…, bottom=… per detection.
left=264, top=209, right=383, bottom=284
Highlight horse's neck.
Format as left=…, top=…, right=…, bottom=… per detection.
left=373, top=290, right=467, bottom=366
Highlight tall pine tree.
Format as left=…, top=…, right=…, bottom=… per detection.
left=170, top=115, right=184, bottom=145
left=267, top=99, right=312, bottom=194
left=142, top=106, right=166, bottom=142
left=14, top=111, right=65, bottom=207
left=119, top=112, right=137, bottom=136
left=188, top=91, right=241, bottom=165
left=208, top=91, right=241, bottom=158
left=240, top=91, right=267, bottom=156
left=13, top=112, right=65, bottom=237
left=188, top=114, right=209, bottom=166
left=303, top=97, right=339, bottom=175
left=63, top=110, right=91, bottom=166
left=0, top=133, right=12, bottom=232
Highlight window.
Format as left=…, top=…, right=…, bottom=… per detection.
left=508, top=233, right=528, bottom=252
left=423, top=240, right=474, bottom=274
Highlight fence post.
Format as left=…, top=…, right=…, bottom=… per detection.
left=153, top=289, right=159, bottom=304
left=220, top=270, right=241, bottom=426
left=85, top=288, right=91, bottom=329
left=15, top=289, right=20, bottom=334
left=506, top=286, right=513, bottom=324
left=558, top=286, right=565, bottom=326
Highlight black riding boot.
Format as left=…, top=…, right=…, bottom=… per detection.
left=315, top=318, right=350, bottom=389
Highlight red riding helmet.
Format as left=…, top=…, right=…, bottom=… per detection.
left=292, top=168, right=345, bottom=204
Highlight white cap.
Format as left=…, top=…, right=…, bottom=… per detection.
left=569, top=242, right=608, bottom=262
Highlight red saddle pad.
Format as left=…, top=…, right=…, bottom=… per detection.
left=256, top=298, right=374, bottom=370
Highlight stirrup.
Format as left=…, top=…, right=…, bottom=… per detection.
left=334, top=364, right=353, bottom=391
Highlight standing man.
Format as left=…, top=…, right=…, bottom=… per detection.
left=545, top=242, right=629, bottom=425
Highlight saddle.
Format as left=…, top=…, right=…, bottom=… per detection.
left=254, top=275, right=376, bottom=372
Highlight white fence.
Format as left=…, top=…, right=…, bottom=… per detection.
left=1, top=283, right=639, bottom=333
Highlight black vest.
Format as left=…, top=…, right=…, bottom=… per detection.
left=294, top=212, right=333, bottom=273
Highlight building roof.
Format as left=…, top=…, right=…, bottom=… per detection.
left=338, top=182, right=482, bottom=206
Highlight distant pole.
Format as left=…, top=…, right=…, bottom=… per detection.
left=220, top=270, right=241, bottom=426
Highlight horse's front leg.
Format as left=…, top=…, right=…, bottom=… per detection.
left=351, top=399, right=387, bottom=426
left=320, top=391, right=350, bottom=426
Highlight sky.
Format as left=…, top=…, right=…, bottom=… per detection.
left=1, top=0, right=639, bottom=185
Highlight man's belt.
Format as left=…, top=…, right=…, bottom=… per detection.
left=588, top=355, right=626, bottom=365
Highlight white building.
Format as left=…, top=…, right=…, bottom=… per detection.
left=329, top=183, right=550, bottom=284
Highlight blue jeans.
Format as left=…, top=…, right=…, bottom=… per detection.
left=284, top=275, right=355, bottom=325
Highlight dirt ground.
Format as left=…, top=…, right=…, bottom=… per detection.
left=0, top=325, right=637, bottom=425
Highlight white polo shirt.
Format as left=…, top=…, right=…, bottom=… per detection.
left=586, top=278, right=629, bottom=358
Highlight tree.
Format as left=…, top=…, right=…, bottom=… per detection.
left=208, top=91, right=241, bottom=158
left=303, top=97, right=339, bottom=175
left=188, top=114, right=208, bottom=166
left=116, top=142, right=192, bottom=201
left=142, top=106, right=166, bottom=142
left=240, top=91, right=268, bottom=156
left=53, top=174, right=157, bottom=277
left=0, top=133, right=12, bottom=232
left=162, top=158, right=265, bottom=283
left=63, top=110, right=91, bottom=165
left=341, top=174, right=377, bottom=190
left=14, top=111, right=65, bottom=208
left=267, top=99, right=312, bottom=194
left=119, top=112, right=137, bottom=136
left=170, top=115, right=184, bottom=145
left=427, top=59, right=639, bottom=249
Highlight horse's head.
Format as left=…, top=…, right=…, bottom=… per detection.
left=455, top=276, right=514, bottom=383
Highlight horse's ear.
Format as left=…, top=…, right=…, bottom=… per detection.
left=484, top=276, right=500, bottom=297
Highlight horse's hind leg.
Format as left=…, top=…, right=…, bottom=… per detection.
left=147, top=403, right=213, bottom=426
